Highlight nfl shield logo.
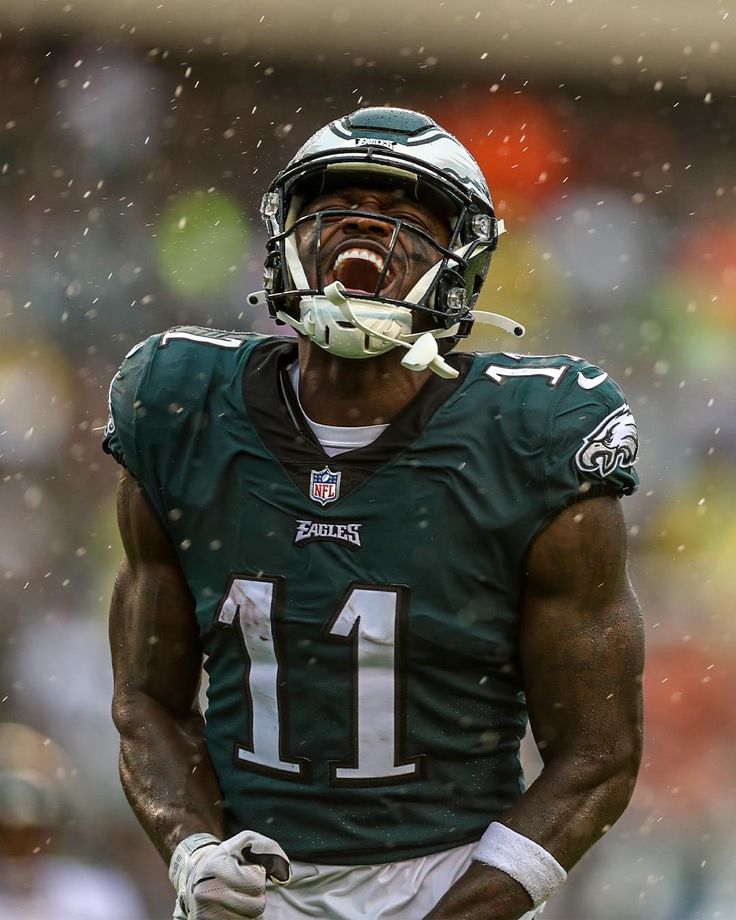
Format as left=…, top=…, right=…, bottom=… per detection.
left=309, top=466, right=341, bottom=506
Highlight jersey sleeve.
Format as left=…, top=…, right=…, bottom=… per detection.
left=544, top=368, right=639, bottom=514
left=101, top=335, right=160, bottom=479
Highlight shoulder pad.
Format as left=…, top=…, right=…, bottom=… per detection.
left=102, top=327, right=263, bottom=475
left=101, top=334, right=160, bottom=476
left=546, top=358, right=639, bottom=507
left=475, top=350, right=638, bottom=506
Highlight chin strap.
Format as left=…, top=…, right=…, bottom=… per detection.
left=401, top=238, right=476, bottom=306
left=284, top=235, right=310, bottom=290
left=268, top=236, right=315, bottom=337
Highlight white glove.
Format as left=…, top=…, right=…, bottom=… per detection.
left=170, top=830, right=291, bottom=920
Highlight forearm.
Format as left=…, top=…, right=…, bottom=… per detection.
left=115, top=693, right=226, bottom=863
left=428, top=751, right=640, bottom=920
left=468, top=496, right=643, bottom=913
left=501, top=746, right=639, bottom=870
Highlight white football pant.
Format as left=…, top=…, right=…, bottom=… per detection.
left=262, top=840, right=539, bottom=919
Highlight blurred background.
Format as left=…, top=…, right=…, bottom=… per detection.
left=1, top=1, right=735, bottom=917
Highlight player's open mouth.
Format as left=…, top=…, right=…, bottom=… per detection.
left=327, top=245, right=395, bottom=295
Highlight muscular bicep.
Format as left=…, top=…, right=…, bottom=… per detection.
left=110, top=470, right=202, bottom=718
left=520, top=496, right=644, bottom=769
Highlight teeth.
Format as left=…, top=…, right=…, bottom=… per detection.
left=334, top=249, right=385, bottom=273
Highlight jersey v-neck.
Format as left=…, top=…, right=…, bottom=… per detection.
left=241, top=338, right=473, bottom=504
left=287, top=361, right=388, bottom=456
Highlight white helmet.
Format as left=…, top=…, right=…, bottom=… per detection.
left=248, top=107, right=523, bottom=378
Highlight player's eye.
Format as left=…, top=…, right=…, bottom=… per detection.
left=393, top=212, right=431, bottom=232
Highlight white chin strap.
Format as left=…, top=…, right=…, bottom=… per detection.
left=268, top=228, right=525, bottom=380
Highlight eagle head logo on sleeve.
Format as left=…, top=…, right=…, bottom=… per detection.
left=575, top=404, right=639, bottom=478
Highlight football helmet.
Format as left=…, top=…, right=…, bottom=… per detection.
left=248, top=107, right=523, bottom=378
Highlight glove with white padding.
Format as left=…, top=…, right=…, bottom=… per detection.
left=170, top=829, right=291, bottom=920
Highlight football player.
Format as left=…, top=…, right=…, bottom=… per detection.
left=105, top=107, right=644, bottom=919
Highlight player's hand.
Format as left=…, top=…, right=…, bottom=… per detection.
left=172, top=830, right=290, bottom=920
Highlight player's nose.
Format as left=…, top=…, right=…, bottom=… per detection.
left=340, top=209, right=393, bottom=239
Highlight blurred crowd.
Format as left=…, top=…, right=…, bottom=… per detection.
left=1, top=39, right=735, bottom=918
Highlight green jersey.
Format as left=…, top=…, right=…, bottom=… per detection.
left=103, top=328, right=638, bottom=864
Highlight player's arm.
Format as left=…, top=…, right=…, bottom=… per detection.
left=109, top=469, right=225, bottom=861
left=426, top=494, right=644, bottom=920
left=111, top=470, right=290, bottom=920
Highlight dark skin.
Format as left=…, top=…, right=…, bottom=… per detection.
left=110, top=472, right=225, bottom=861
left=109, top=187, right=644, bottom=918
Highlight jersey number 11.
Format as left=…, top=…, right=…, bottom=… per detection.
left=216, top=576, right=423, bottom=787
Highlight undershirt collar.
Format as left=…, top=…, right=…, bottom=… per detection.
left=288, top=362, right=388, bottom=457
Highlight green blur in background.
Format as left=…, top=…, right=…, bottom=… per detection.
left=158, top=190, right=248, bottom=296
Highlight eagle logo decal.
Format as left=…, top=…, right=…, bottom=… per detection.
left=575, top=404, right=638, bottom=477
